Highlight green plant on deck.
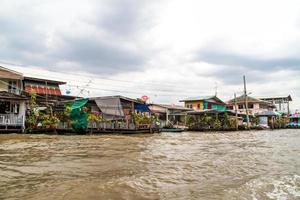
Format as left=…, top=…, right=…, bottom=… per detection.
left=88, top=112, right=102, bottom=123
left=274, top=117, right=288, bottom=129
left=280, top=117, right=289, bottom=128
left=49, top=115, right=60, bottom=128
left=186, top=115, right=196, bottom=127
left=88, top=112, right=103, bottom=129
left=25, top=93, right=39, bottom=131
left=222, top=112, right=230, bottom=129
left=212, top=115, right=222, bottom=130
left=229, top=117, right=238, bottom=129
left=251, top=116, right=259, bottom=126
left=132, top=112, right=153, bottom=126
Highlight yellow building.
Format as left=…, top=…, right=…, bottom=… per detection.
left=180, top=96, right=227, bottom=111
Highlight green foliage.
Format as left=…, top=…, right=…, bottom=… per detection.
left=251, top=116, right=259, bottom=126
left=274, top=117, right=289, bottom=128
left=222, top=112, right=230, bottom=129
left=88, top=112, right=102, bottom=123
left=132, top=112, right=154, bottom=125
left=41, top=114, right=60, bottom=127
left=25, top=93, right=39, bottom=131
left=186, top=115, right=196, bottom=127
left=229, top=117, right=238, bottom=129
left=212, top=116, right=222, bottom=130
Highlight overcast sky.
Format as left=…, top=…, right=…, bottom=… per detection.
left=1, top=0, right=300, bottom=110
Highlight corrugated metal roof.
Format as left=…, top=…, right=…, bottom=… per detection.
left=180, top=96, right=215, bottom=102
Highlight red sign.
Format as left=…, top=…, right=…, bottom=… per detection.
left=141, top=95, right=149, bottom=102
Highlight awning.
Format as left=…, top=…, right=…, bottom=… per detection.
left=94, top=97, right=124, bottom=117
left=71, top=98, right=88, bottom=110
left=135, top=103, right=150, bottom=112
left=258, top=110, right=281, bottom=116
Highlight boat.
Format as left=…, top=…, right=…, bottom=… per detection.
left=287, top=114, right=300, bottom=128
left=160, top=128, right=185, bottom=132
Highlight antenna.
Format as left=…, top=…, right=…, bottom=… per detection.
left=77, top=79, right=93, bottom=97
left=214, top=82, right=218, bottom=96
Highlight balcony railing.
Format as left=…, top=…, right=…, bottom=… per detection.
left=0, top=114, right=24, bottom=126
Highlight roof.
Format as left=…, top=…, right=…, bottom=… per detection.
left=90, top=95, right=141, bottom=104
left=0, top=66, right=23, bottom=79
left=180, top=95, right=226, bottom=105
left=227, top=94, right=273, bottom=106
left=180, top=96, right=214, bottom=102
left=24, top=76, right=66, bottom=85
left=0, top=66, right=23, bottom=76
left=290, top=114, right=300, bottom=119
left=149, top=103, right=192, bottom=111
left=260, top=95, right=292, bottom=102
left=257, top=110, right=282, bottom=116
left=0, top=91, right=28, bottom=100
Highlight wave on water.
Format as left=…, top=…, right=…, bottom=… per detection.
left=224, top=174, right=300, bottom=200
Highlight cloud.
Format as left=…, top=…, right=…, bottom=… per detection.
left=195, top=50, right=300, bottom=71
left=51, top=34, right=146, bottom=74
left=0, top=0, right=160, bottom=74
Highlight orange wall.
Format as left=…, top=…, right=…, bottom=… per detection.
left=185, top=100, right=204, bottom=110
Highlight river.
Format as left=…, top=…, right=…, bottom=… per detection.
left=0, top=129, right=299, bottom=200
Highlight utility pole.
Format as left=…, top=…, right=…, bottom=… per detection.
left=234, top=93, right=238, bottom=131
left=45, top=81, right=48, bottom=106
left=243, top=75, right=250, bottom=129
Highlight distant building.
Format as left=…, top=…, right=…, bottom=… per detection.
left=227, top=94, right=275, bottom=115
left=260, top=95, right=292, bottom=114
left=180, top=96, right=227, bottom=111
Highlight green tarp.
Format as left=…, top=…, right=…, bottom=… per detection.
left=70, top=98, right=88, bottom=133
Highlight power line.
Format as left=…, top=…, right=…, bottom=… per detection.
left=0, top=60, right=216, bottom=93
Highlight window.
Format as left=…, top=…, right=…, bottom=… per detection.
left=8, top=81, right=17, bottom=93
left=0, top=102, right=10, bottom=114
left=228, top=106, right=234, bottom=110
left=197, top=104, right=200, bottom=109
left=248, top=104, right=254, bottom=109
left=238, top=105, right=244, bottom=109
left=186, top=104, right=193, bottom=109
left=10, top=103, right=20, bottom=114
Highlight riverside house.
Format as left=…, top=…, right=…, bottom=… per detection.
left=0, top=66, right=28, bottom=132
left=0, top=66, right=73, bottom=132
left=227, top=94, right=275, bottom=115
left=148, top=103, right=192, bottom=128
left=89, top=96, right=151, bottom=130
left=260, top=95, right=292, bottom=114
left=180, top=96, right=227, bottom=111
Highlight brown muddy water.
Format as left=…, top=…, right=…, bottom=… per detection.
left=0, top=130, right=299, bottom=200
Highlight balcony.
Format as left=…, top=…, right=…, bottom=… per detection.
left=0, top=114, right=24, bottom=126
